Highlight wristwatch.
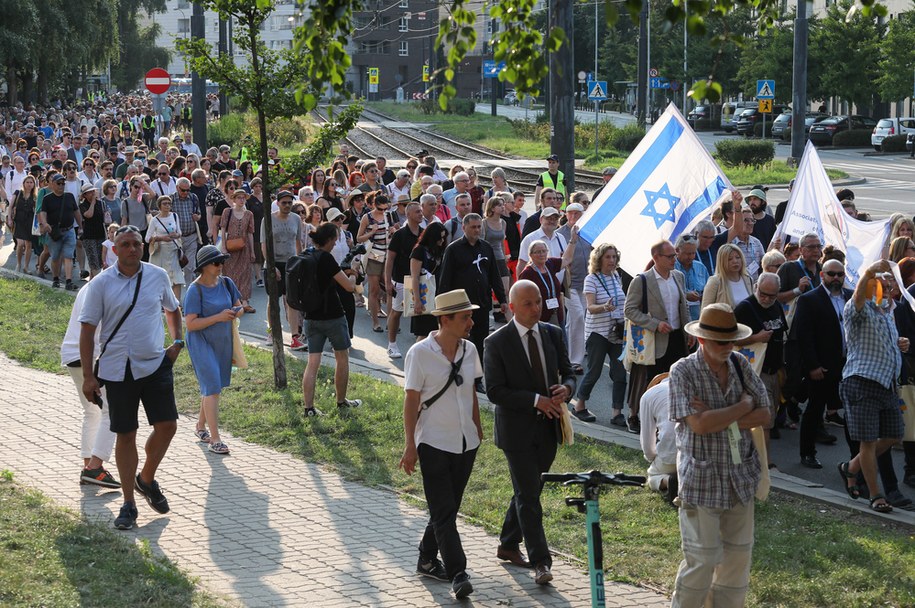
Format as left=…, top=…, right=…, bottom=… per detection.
left=173, top=339, right=185, bottom=348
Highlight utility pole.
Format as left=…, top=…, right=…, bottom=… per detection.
left=191, top=1, right=207, bottom=150
left=636, top=1, right=648, bottom=128
left=789, top=0, right=808, bottom=164
left=491, top=19, right=498, bottom=117
left=550, top=0, right=575, bottom=193
left=218, top=17, right=228, bottom=116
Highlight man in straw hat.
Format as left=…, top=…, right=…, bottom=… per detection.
left=669, top=303, right=771, bottom=608
left=483, top=279, right=576, bottom=586
left=399, top=289, right=483, bottom=599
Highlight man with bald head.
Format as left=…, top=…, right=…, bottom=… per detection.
left=792, top=259, right=851, bottom=468
left=483, top=280, right=576, bottom=586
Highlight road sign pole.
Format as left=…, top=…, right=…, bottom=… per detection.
left=595, top=100, right=599, bottom=158
left=762, top=112, right=766, bottom=141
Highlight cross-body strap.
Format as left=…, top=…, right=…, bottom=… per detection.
left=96, top=270, right=143, bottom=368
left=730, top=352, right=746, bottom=390
left=418, top=340, right=466, bottom=417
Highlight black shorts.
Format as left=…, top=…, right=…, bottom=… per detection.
left=105, top=355, right=178, bottom=433
left=269, top=261, right=287, bottom=297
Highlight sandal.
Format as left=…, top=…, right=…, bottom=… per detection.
left=837, top=461, right=860, bottom=500
left=208, top=441, right=230, bottom=455
left=195, top=428, right=211, bottom=443
left=869, top=494, right=893, bottom=513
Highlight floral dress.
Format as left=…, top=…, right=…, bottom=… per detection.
left=220, top=207, right=254, bottom=301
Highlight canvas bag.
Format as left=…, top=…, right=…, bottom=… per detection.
left=623, top=274, right=656, bottom=370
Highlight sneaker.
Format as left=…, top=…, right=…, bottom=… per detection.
left=387, top=344, right=402, bottom=359
left=134, top=474, right=170, bottom=514
left=627, top=416, right=641, bottom=434
left=290, top=335, right=307, bottom=351
left=65, top=280, right=79, bottom=291
left=304, top=407, right=325, bottom=417
left=571, top=407, right=596, bottom=423
left=824, top=411, right=846, bottom=427
left=256, top=279, right=264, bottom=288
left=80, top=466, right=121, bottom=488
left=610, top=413, right=627, bottom=427
left=263, top=332, right=273, bottom=345
left=337, top=398, right=362, bottom=408
left=451, top=571, right=473, bottom=598
left=114, top=502, right=138, bottom=530
left=80, top=270, right=90, bottom=279
left=416, top=557, right=449, bottom=582
left=52, top=278, right=61, bottom=288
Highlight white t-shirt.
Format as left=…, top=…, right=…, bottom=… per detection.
left=404, top=333, right=483, bottom=454
left=102, top=239, right=117, bottom=268
left=728, top=277, right=750, bottom=305
left=638, top=379, right=676, bottom=466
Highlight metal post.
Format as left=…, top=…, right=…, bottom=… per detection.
left=595, top=0, right=599, bottom=158
left=636, top=1, right=648, bottom=127
left=218, top=17, right=228, bottom=116
left=191, top=1, right=207, bottom=150
left=762, top=111, right=766, bottom=141
left=682, top=3, right=687, bottom=116
left=790, top=0, right=809, bottom=163
left=550, top=0, right=575, bottom=193
left=491, top=19, right=498, bottom=117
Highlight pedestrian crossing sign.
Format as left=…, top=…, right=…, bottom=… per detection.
left=758, top=99, right=773, bottom=113
left=588, top=80, right=608, bottom=101
left=756, top=79, right=775, bottom=100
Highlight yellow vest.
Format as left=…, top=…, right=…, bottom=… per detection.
left=541, top=170, right=566, bottom=208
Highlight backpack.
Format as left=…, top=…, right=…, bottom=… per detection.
left=285, top=250, right=324, bottom=314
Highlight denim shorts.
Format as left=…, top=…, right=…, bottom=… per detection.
left=305, top=316, right=351, bottom=352
left=47, top=227, right=77, bottom=261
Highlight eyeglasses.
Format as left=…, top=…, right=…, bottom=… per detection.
left=825, top=271, right=845, bottom=278
left=758, top=290, right=779, bottom=299
left=711, top=340, right=735, bottom=346
left=680, top=235, right=696, bottom=242
left=743, top=218, right=756, bottom=225
left=131, top=184, right=141, bottom=189
left=333, top=217, right=344, bottom=222
left=211, top=260, right=224, bottom=267
left=803, top=243, right=823, bottom=249
left=658, top=253, right=676, bottom=259
left=178, top=188, right=189, bottom=194
left=226, top=186, right=236, bottom=191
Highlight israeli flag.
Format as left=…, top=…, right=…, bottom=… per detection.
left=578, top=103, right=732, bottom=276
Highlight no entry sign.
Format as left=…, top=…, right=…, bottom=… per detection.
left=145, top=68, right=171, bottom=95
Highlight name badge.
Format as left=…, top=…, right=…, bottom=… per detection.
left=727, top=422, right=742, bottom=465
left=747, top=261, right=760, bottom=277
left=546, top=297, right=560, bottom=310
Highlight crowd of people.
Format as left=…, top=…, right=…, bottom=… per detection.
left=5, top=93, right=910, bottom=604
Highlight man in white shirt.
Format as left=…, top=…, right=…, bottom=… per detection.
left=182, top=132, right=202, bottom=157
left=517, top=207, right=567, bottom=276
left=638, top=374, right=677, bottom=503
left=400, top=289, right=483, bottom=599
left=5, top=155, right=27, bottom=195
left=386, top=169, right=411, bottom=201
left=151, top=165, right=177, bottom=197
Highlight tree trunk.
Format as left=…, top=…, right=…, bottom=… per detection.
left=249, top=18, right=287, bottom=389
left=7, top=64, right=18, bottom=106
left=20, top=70, right=34, bottom=106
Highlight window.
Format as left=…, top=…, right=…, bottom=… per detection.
left=359, top=41, right=391, bottom=54
left=399, top=0, right=409, bottom=7
left=177, top=18, right=190, bottom=34
left=399, top=16, right=408, bottom=32
left=399, top=41, right=409, bottom=56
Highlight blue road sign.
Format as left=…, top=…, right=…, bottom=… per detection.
left=650, top=77, right=670, bottom=89
left=483, top=60, right=506, bottom=78
left=588, top=80, right=608, bottom=101
left=757, top=79, right=775, bottom=99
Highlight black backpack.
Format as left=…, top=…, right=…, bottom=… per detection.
left=285, top=250, right=324, bottom=314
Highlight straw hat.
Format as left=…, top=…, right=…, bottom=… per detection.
left=431, top=289, right=480, bottom=316
left=684, top=303, right=752, bottom=342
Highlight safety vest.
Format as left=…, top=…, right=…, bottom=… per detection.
left=142, top=115, right=155, bottom=130
left=183, top=107, right=192, bottom=119
left=118, top=121, right=133, bottom=133
left=540, top=170, right=566, bottom=199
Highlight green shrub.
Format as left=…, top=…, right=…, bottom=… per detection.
left=832, top=128, right=872, bottom=147
left=610, top=124, right=646, bottom=152
left=715, top=139, right=775, bottom=167
left=753, top=120, right=774, bottom=138
left=881, top=134, right=908, bottom=152
left=207, top=114, right=246, bottom=148
left=416, top=98, right=438, bottom=115
left=508, top=118, right=550, bottom=143
left=265, top=116, right=313, bottom=150
left=449, top=98, right=475, bottom=116
left=574, top=121, right=618, bottom=152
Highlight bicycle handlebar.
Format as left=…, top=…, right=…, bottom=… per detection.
left=541, top=469, right=646, bottom=487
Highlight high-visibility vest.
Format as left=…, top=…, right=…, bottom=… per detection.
left=540, top=170, right=566, bottom=204
left=142, top=115, right=155, bottom=130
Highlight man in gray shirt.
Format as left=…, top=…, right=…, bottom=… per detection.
left=557, top=203, right=590, bottom=371
left=261, top=190, right=304, bottom=349
left=79, top=225, right=184, bottom=531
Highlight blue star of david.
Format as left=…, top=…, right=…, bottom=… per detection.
left=641, top=183, right=679, bottom=228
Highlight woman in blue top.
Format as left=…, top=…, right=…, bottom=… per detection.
left=184, top=245, right=245, bottom=455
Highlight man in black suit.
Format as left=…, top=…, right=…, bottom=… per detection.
left=484, top=279, right=576, bottom=586
left=792, top=258, right=849, bottom=468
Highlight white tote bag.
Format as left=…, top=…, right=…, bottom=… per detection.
left=404, top=272, right=436, bottom=318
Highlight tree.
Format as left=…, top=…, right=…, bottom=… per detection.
left=179, top=0, right=361, bottom=389
left=876, top=9, right=915, bottom=105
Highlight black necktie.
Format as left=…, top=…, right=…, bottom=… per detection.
left=527, top=328, right=548, bottom=396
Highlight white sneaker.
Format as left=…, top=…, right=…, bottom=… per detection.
left=387, top=344, right=402, bottom=359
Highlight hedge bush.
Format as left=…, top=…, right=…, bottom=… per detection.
left=715, top=139, right=775, bottom=167
left=207, top=114, right=247, bottom=148
left=610, top=124, right=646, bottom=152
left=753, top=120, right=774, bottom=138
left=832, top=129, right=872, bottom=147
left=449, top=98, right=475, bottom=116
left=881, top=134, right=908, bottom=152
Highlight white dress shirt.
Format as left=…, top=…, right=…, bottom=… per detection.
left=513, top=317, right=549, bottom=407
left=639, top=379, right=676, bottom=466
left=652, top=267, right=681, bottom=330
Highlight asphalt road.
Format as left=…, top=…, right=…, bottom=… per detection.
left=4, top=133, right=912, bottom=505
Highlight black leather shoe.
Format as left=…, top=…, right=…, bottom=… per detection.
left=571, top=408, right=596, bottom=423
left=801, top=455, right=823, bottom=469
left=497, top=545, right=532, bottom=568
left=534, top=563, right=553, bottom=585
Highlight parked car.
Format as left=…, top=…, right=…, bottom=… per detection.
left=720, top=101, right=756, bottom=132
left=871, top=117, right=915, bottom=150
left=770, top=111, right=830, bottom=140
left=808, top=115, right=878, bottom=146
left=504, top=90, right=519, bottom=105
left=735, top=105, right=787, bottom=135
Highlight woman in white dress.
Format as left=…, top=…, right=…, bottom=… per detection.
left=146, top=194, right=186, bottom=300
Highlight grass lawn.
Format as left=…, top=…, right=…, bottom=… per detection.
left=0, top=276, right=913, bottom=607
left=0, top=475, right=223, bottom=608
left=365, top=102, right=848, bottom=187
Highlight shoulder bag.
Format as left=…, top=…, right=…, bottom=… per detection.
left=93, top=270, right=143, bottom=394
left=623, top=274, right=656, bottom=369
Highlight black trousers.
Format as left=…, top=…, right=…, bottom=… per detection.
left=499, top=420, right=557, bottom=567
left=800, top=375, right=843, bottom=457
left=341, top=291, right=355, bottom=338
left=628, top=328, right=686, bottom=413
left=418, top=443, right=478, bottom=579
left=469, top=308, right=490, bottom=368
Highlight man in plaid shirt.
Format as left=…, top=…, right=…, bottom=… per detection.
left=668, top=303, right=771, bottom=608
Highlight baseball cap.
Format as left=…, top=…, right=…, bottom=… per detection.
left=602, top=166, right=618, bottom=176
left=566, top=203, right=585, bottom=213
left=275, top=189, right=295, bottom=201
left=546, top=154, right=559, bottom=162
left=51, top=173, right=65, bottom=183
left=124, top=146, right=135, bottom=153
left=541, top=207, right=560, bottom=218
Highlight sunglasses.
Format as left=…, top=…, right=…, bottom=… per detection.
left=178, top=188, right=189, bottom=194
left=825, top=271, right=845, bottom=278
left=211, top=260, right=224, bottom=267
left=711, top=340, right=735, bottom=346
left=115, top=224, right=141, bottom=236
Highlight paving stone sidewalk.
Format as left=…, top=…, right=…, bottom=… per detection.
left=0, top=353, right=669, bottom=608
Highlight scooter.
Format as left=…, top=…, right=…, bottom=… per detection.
left=541, top=470, right=646, bottom=608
